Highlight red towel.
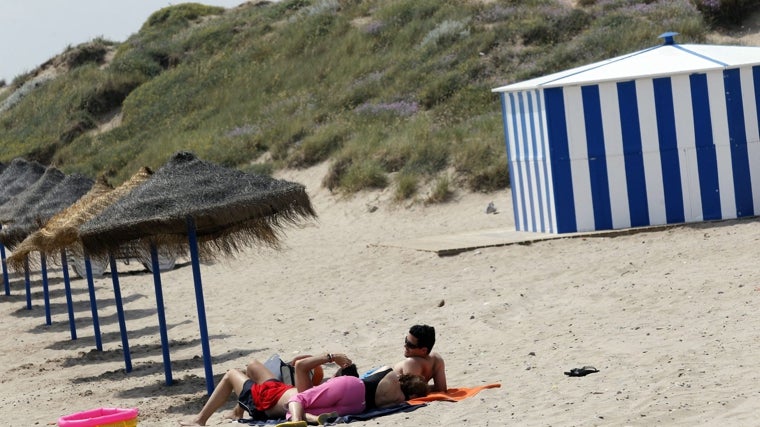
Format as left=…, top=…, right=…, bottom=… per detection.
left=407, top=383, right=501, bottom=405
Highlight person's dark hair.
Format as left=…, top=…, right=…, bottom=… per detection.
left=410, top=324, right=435, bottom=354
left=399, top=374, right=429, bottom=400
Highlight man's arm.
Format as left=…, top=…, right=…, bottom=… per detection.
left=431, top=353, right=447, bottom=392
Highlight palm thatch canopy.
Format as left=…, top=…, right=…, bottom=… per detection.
left=79, top=151, right=317, bottom=259
left=6, top=176, right=113, bottom=272
left=0, top=166, right=66, bottom=224
left=0, top=158, right=47, bottom=208
left=0, top=173, right=94, bottom=248
left=7, top=168, right=154, bottom=272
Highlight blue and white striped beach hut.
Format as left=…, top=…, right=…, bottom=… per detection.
left=493, top=33, right=760, bottom=234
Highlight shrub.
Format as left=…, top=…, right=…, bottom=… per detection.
left=420, top=72, right=464, bottom=108
left=61, top=39, right=114, bottom=69
left=454, top=139, right=509, bottom=192
left=694, top=0, right=760, bottom=26
left=79, top=72, right=144, bottom=116
left=427, top=174, right=453, bottom=204
left=354, top=100, right=419, bottom=117
left=110, top=48, right=165, bottom=78
left=395, top=172, right=418, bottom=200
left=287, top=121, right=350, bottom=168
left=142, top=3, right=226, bottom=31
left=323, top=143, right=390, bottom=192
left=303, top=0, right=341, bottom=17
left=520, top=7, right=591, bottom=45
left=420, top=19, right=470, bottom=49
left=341, top=160, right=388, bottom=192
left=323, top=156, right=352, bottom=191
left=0, top=73, right=55, bottom=114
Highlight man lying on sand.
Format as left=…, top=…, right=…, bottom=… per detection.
left=330, top=324, right=446, bottom=392
left=392, top=324, right=447, bottom=392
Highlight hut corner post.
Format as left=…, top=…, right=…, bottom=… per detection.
left=60, top=249, right=77, bottom=340
left=186, top=215, right=214, bottom=396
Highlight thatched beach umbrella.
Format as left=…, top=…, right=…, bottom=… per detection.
left=7, top=176, right=114, bottom=271
left=9, top=168, right=152, bottom=368
left=0, top=166, right=65, bottom=226
left=8, top=176, right=113, bottom=340
left=0, top=173, right=94, bottom=249
left=0, top=166, right=66, bottom=317
left=1, top=173, right=93, bottom=325
left=0, top=158, right=47, bottom=295
left=0, top=158, right=47, bottom=207
left=79, top=151, right=317, bottom=393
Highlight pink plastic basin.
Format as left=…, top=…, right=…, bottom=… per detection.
left=58, top=407, right=139, bottom=427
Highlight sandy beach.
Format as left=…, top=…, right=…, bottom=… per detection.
left=2, top=161, right=760, bottom=426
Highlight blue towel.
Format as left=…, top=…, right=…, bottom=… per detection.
left=237, top=402, right=427, bottom=425
left=237, top=420, right=282, bottom=426
left=338, top=402, right=427, bottom=423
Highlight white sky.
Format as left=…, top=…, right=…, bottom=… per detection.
left=0, top=0, right=248, bottom=83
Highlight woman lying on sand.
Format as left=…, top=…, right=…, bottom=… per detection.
left=179, top=352, right=428, bottom=426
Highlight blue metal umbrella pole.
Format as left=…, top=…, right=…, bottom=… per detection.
left=84, top=251, right=103, bottom=351
left=24, top=256, right=32, bottom=310
left=109, top=254, right=132, bottom=373
left=1, top=224, right=9, bottom=296
left=150, top=243, right=173, bottom=386
left=60, top=249, right=77, bottom=340
left=41, top=253, right=52, bottom=325
left=186, top=216, right=214, bottom=395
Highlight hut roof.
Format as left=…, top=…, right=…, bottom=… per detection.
left=79, top=151, right=317, bottom=259
left=0, top=173, right=94, bottom=248
left=0, top=166, right=66, bottom=224
left=0, top=158, right=47, bottom=207
left=492, top=37, right=760, bottom=93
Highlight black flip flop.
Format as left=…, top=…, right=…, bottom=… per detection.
left=564, top=366, right=599, bottom=377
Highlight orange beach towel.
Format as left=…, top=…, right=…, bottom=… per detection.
left=407, top=383, right=501, bottom=405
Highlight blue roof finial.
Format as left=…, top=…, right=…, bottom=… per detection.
left=659, top=31, right=679, bottom=45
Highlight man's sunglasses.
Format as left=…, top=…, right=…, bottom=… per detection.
left=404, top=338, right=421, bottom=349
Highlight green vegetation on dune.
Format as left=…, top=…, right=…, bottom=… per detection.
left=0, top=0, right=748, bottom=201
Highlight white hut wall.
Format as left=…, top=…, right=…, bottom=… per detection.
left=503, top=66, right=760, bottom=234
left=500, top=89, right=557, bottom=233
